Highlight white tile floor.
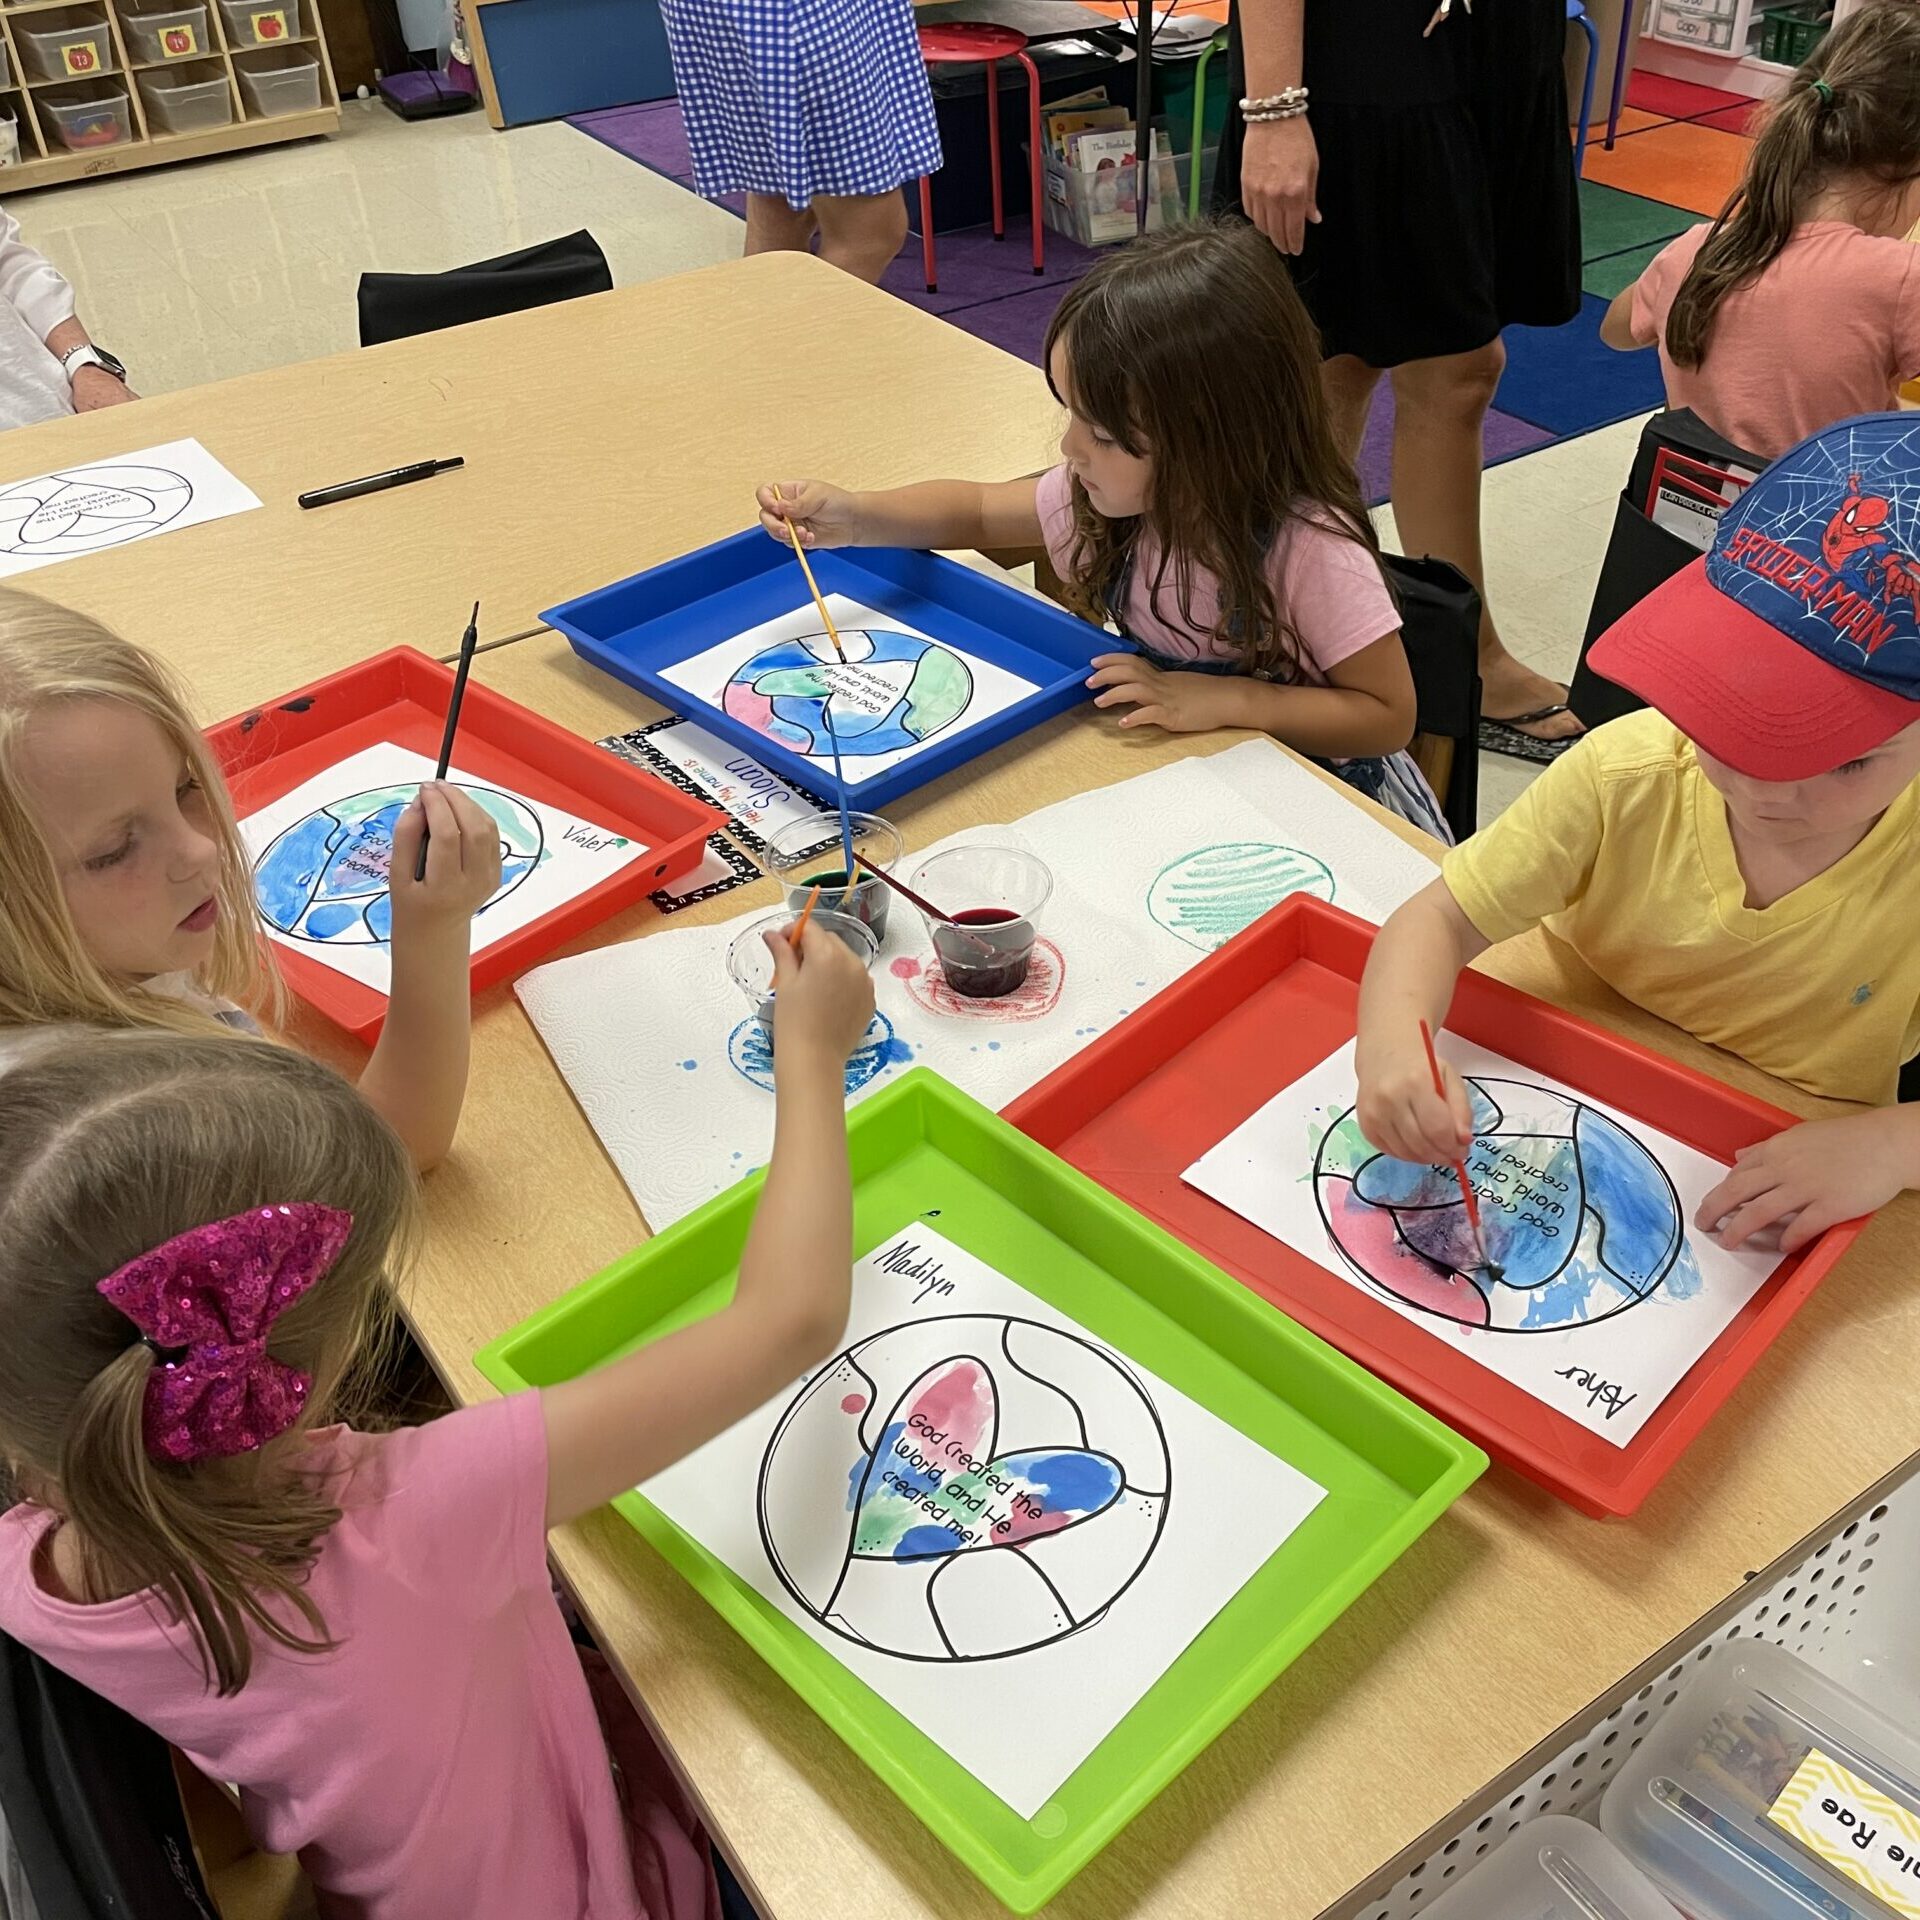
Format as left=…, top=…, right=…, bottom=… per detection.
left=6, top=100, right=1646, bottom=825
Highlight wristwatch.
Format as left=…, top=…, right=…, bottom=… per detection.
left=61, top=343, right=127, bottom=382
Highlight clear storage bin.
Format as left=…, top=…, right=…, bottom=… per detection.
left=1654, top=3, right=1739, bottom=47
left=36, top=80, right=130, bottom=150
left=137, top=63, right=229, bottom=133
left=234, top=43, right=318, bottom=117
left=1422, top=1816, right=1680, bottom=1920
left=18, top=13, right=116, bottom=82
left=217, top=0, right=299, bottom=46
left=1028, top=137, right=1184, bottom=248
left=121, top=4, right=211, bottom=62
left=0, top=39, right=11, bottom=86
left=1601, top=1640, right=1920, bottom=1920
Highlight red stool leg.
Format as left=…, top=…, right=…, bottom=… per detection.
left=918, top=175, right=938, bottom=293
left=986, top=57, right=1005, bottom=240
left=1016, top=50, right=1044, bottom=274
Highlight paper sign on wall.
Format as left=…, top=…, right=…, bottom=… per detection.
left=1182, top=1034, right=1785, bottom=1446
left=641, top=1225, right=1325, bottom=1817
left=1767, top=1747, right=1920, bottom=1915
left=239, top=741, right=649, bottom=997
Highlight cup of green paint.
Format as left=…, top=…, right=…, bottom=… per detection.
left=761, top=811, right=903, bottom=944
left=726, top=907, right=880, bottom=1047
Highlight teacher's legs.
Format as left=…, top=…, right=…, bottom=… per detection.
left=1324, top=345, right=1582, bottom=746
left=743, top=190, right=908, bottom=286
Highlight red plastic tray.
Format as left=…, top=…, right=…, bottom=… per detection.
left=1002, top=897, right=1864, bottom=1518
left=208, top=647, right=721, bottom=1044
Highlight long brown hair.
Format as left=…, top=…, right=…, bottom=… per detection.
left=1667, top=1, right=1920, bottom=368
left=1042, top=219, right=1383, bottom=679
left=0, top=588, right=277, bottom=1037
left=0, top=1034, right=415, bottom=1694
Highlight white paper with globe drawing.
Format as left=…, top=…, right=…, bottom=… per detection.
left=0, top=438, right=260, bottom=578
left=659, top=594, right=1040, bottom=786
left=638, top=1226, right=1324, bottom=1817
left=238, top=741, right=649, bottom=996
left=1183, top=1036, right=1786, bottom=1446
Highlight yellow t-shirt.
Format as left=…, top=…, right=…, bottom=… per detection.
left=1442, top=710, right=1920, bottom=1106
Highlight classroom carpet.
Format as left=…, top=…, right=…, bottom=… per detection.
left=570, top=68, right=1755, bottom=499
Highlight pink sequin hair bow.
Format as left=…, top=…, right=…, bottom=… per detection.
left=96, top=1204, right=352, bottom=1464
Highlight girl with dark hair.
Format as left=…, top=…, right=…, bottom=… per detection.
left=1601, top=0, right=1920, bottom=460
left=756, top=222, right=1451, bottom=837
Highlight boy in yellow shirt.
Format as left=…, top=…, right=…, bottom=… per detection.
left=1357, top=413, right=1920, bottom=1255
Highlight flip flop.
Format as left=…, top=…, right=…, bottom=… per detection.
left=1477, top=705, right=1583, bottom=766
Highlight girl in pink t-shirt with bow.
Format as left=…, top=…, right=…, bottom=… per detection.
left=0, top=926, right=873, bottom=1920
left=759, top=221, right=1450, bottom=839
left=1600, top=2, right=1920, bottom=461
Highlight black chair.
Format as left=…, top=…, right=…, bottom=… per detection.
left=1383, top=551, right=1482, bottom=845
left=0, top=1631, right=218, bottom=1919
left=355, top=230, right=613, bottom=349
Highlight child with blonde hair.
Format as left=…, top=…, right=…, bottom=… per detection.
left=0, top=917, right=874, bottom=1918
left=0, top=587, right=501, bottom=1166
left=1601, top=1, right=1920, bottom=459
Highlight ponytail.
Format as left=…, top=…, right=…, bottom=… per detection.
left=1665, top=0, right=1920, bottom=370
left=61, top=1342, right=337, bottom=1695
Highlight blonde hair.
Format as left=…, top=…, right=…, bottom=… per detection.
left=0, top=587, right=275, bottom=1035
left=0, top=1033, right=416, bottom=1694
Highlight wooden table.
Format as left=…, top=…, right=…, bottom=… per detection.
left=35, top=252, right=1917, bottom=1918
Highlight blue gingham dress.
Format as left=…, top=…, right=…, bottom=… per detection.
left=659, top=0, right=944, bottom=209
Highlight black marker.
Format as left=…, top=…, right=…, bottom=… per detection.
left=416, top=602, right=481, bottom=881
left=298, top=457, right=463, bottom=510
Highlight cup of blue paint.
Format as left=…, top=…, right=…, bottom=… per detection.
left=726, top=907, right=880, bottom=1046
left=761, top=811, right=903, bottom=944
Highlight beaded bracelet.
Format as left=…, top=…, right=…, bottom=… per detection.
left=1242, top=102, right=1310, bottom=123
left=1240, top=87, right=1308, bottom=113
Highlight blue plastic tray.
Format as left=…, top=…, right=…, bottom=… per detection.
left=542, top=529, right=1107, bottom=811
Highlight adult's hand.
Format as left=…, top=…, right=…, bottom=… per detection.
left=1239, top=114, right=1320, bottom=255
left=70, top=364, right=135, bottom=411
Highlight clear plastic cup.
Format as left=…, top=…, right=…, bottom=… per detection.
left=760, top=811, right=903, bottom=944
left=725, top=908, right=879, bottom=1046
left=906, top=846, right=1053, bottom=999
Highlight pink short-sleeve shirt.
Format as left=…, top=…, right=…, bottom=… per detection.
left=1034, top=463, right=1399, bottom=678
left=0, top=1394, right=649, bottom=1920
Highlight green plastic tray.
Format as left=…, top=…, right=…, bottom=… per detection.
left=475, top=1068, right=1486, bottom=1911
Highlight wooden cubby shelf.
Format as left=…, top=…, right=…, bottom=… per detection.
left=0, top=0, right=337, bottom=188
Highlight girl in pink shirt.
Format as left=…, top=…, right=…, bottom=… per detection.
left=0, top=920, right=875, bottom=1920
left=758, top=222, right=1450, bottom=839
left=1600, top=3, right=1920, bottom=460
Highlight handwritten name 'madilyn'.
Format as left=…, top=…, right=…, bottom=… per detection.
left=876, top=1235, right=956, bottom=1306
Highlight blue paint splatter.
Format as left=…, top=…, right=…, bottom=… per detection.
left=727, top=1012, right=906, bottom=1094
left=1577, top=1107, right=1681, bottom=1292
left=1664, top=1241, right=1703, bottom=1301
left=1518, top=1263, right=1601, bottom=1330
left=680, top=1059, right=698, bottom=1071
left=987, top=1040, right=1001, bottom=1051
left=845, top=1455, right=867, bottom=1512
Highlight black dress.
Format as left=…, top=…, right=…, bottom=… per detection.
left=1215, top=0, right=1582, bottom=368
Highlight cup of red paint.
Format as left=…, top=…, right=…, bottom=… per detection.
left=726, top=908, right=879, bottom=1045
left=762, top=811, right=904, bottom=944
left=906, top=846, right=1053, bottom=999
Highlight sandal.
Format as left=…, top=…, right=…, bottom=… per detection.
left=1478, top=705, right=1583, bottom=765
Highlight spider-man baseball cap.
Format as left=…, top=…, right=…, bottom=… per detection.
left=1589, top=413, right=1920, bottom=780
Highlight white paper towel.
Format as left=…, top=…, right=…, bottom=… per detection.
left=514, top=741, right=1439, bottom=1229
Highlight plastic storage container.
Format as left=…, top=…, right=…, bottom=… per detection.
left=1760, top=3, right=1831, bottom=63
left=217, top=0, right=299, bottom=46
left=0, top=40, right=12, bottom=87
left=1602, top=1640, right=1920, bottom=1920
left=234, top=44, right=318, bottom=116
left=1422, top=1816, right=1680, bottom=1919
left=1029, top=136, right=1184, bottom=248
left=18, top=14, right=116, bottom=83
left=120, top=4, right=211, bottom=63
left=1654, top=3, right=1740, bottom=47
left=36, top=82, right=130, bottom=150
left=137, top=64, right=230, bottom=133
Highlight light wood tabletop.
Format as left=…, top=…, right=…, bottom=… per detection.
left=46, top=251, right=1917, bottom=1918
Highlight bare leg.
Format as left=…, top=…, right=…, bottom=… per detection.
left=1388, top=342, right=1582, bottom=741
left=745, top=193, right=817, bottom=257
left=1321, top=353, right=1383, bottom=465
left=813, top=190, right=910, bottom=284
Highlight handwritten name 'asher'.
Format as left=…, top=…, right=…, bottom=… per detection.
left=1556, top=1364, right=1637, bottom=1422
left=876, top=1235, right=957, bottom=1306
